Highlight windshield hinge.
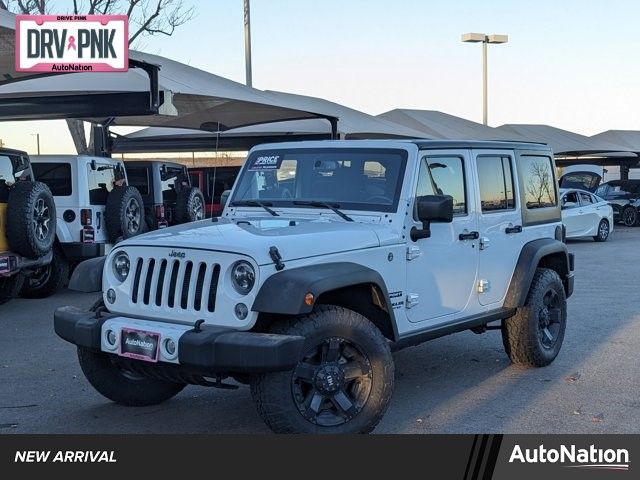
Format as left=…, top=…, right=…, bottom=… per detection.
left=269, top=246, right=285, bottom=271
left=406, top=246, right=421, bottom=261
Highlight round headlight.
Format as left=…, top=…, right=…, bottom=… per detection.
left=231, top=261, right=255, bottom=295
left=112, top=251, right=130, bottom=282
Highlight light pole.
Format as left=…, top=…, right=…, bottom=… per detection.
left=31, top=133, right=40, bottom=155
left=244, top=0, right=253, bottom=87
left=461, top=33, right=508, bottom=125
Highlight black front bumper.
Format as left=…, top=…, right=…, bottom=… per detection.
left=54, top=306, right=305, bottom=374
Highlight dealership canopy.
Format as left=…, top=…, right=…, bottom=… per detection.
left=113, top=93, right=430, bottom=152
left=377, top=109, right=526, bottom=141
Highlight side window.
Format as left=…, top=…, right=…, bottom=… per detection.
left=521, top=156, right=557, bottom=209
left=579, top=192, right=593, bottom=205
left=32, top=163, right=72, bottom=196
left=416, top=155, right=466, bottom=216
left=87, top=164, right=116, bottom=206
left=562, top=191, right=580, bottom=209
left=476, top=156, right=515, bottom=212
left=595, top=185, right=608, bottom=198
left=126, top=167, right=150, bottom=196
left=0, top=155, right=14, bottom=203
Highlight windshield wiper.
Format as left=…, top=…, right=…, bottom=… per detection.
left=231, top=200, right=279, bottom=217
left=293, top=201, right=354, bottom=222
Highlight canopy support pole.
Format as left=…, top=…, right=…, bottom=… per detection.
left=328, top=117, right=338, bottom=140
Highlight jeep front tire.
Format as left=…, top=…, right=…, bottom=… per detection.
left=251, top=305, right=394, bottom=434
left=77, top=347, right=186, bottom=406
left=502, top=268, right=567, bottom=367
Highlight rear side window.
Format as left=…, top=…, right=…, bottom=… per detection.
left=32, top=163, right=72, bottom=196
left=87, top=164, right=116, bottom=206
left=579, top=192, right=593, bottom=205
left=209, top=167, right=240, bottom=203
left=0, top=155, right=14, bottom=203
left=521, top=156, right=557, bottom=209
left=126, top=167, right=150, bottom=195
left=476, top=156, right=515, bottom=212
left=416, top=155, right=467, bottom=215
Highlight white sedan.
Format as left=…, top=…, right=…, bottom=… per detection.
left=560, top=188, right=614, bottom=242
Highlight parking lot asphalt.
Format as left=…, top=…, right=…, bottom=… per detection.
left=1, top=227, right=639, bottom=434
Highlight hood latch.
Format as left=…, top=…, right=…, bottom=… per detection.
left=269, top=246, right=285, bottom=271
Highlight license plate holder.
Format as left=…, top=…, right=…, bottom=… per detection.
left=119, top=328, right=160, bottom=363
left=0, top=257, right=9, bottom=274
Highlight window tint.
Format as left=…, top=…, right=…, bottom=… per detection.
left=562, top=191, right=579, bottom=209
left=87, top=164, right=115, bottom=206
left=579, top=192, right=593, bottom=205
left=32, top=163, right=72, bottom=196
left=477, top=156, right=515, bottom=212
left=521, top=156, right=557, bottom=209
left=417, top=155, right=466, bottom=215
left=126, top=167, right=150, bottom=195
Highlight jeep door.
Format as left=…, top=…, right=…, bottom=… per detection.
left=474, top=150, right=524, bottom=306
left=406, top=150, right=479, bottom=324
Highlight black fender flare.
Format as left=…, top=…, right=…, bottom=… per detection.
left=68, top=256, right=105, bottom=293
left=504, top=238, right=572, bottom=308
left=252, top=262, right=396, bottom=320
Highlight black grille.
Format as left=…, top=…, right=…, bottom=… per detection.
left=130, top=257, right=221, bottom=312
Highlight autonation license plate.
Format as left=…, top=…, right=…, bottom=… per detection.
left=119, top=329, right=160, bottom=363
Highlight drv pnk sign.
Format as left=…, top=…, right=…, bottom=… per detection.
left=15, top=15, right=128, bottom=72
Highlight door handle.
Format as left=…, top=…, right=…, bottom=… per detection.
left=459, top=231, right=480, bottom=241
left=505, top=225, right=522, bottom=234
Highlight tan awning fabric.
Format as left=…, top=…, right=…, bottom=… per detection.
left=378, top=109, right=526, bottom=141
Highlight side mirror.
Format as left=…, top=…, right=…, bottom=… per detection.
left=220, top=190, right=231, bottom=209
left=90, top=159, right=97, bottom=171
left=411, top=195, right=454, bottom=241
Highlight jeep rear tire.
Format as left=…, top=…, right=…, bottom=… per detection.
left=105, top=186, right=145, bottom=243
left=6, top=181, right=56, bottom=259
left=502, top=268, right=567, bottom=367
left=251, top=305, right=394, bottom=434
left=175, top=187, right=205, bottom=224
left=21, top=244, right=69, bottom=299
left=77, top=347, right=186, bottom=406
left=0, top=274, right=24, bottom=305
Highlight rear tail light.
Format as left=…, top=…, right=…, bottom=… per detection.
left=155, top=204, right=165, bottom=220
left=81, top=226, right=95, bottom=243
left=80, top=209, right=93, bottom=226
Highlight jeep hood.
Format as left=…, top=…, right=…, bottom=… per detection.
left=119, top=217, right=401, bottom=265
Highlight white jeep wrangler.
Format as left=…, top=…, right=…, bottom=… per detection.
left=24, top=155, right=145, bottom=298
left=55, top=140, right=574, bottom=434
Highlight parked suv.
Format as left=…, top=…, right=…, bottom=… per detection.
left=55, top=140, right=574, bottom=434
left=125, top=161, right=205, bottom=229
left=188, top=166, right=240, bottom=217
left=24, top=156, right=145, bottom=298
left=594, top=180, right=640, bottom=227
left=0, top=148, right=56, bottom=304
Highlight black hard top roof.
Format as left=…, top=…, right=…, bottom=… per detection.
left=0, top=147, right=29, bottom=157
left=410, top=139, right=550, bottom=151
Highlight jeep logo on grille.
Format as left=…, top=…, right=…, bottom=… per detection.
left=168, top=250, right=186, bottom=259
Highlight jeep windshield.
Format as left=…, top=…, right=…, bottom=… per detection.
left=231, top=148, right=408, bottom=213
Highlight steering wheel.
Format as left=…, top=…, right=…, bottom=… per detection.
left=366, top=195, right=392, bottom=204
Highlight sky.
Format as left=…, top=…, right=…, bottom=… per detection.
left=2, top=0, right=640, bottom=154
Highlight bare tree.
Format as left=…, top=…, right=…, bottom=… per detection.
left=1, top=0, right=194, bottom=154
left=526, top=161, right=554, bottom=208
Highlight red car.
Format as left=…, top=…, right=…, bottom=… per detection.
left=188, top=166, right=240, bottom=217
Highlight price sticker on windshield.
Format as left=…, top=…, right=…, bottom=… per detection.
left=248, top=155, right=283, bottom=171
